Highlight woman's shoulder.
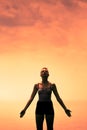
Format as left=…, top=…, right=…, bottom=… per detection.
left=50, top=82, right=56, bottom=86
left=51, top=83, right=56, bottom=90
left=34, top=83, right=43, bottom=89
left=34, top=82, right=56, bottom=89
left=34, top=83, right=40, bottom=90
left=49, top=82, right=56, bottom=90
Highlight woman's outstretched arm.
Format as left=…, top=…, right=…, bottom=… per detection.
left=20, top=84, right=38, bottom=117
left=52, top=84, right=71, bottom=117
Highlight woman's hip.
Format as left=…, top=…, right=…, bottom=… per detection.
left=35, top=101, right=54, bottom=115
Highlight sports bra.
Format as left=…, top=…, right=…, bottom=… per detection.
left=37, top=82, right=52, bottom=102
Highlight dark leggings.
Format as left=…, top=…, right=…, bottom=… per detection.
left=35, top=114, right=54, bottom=130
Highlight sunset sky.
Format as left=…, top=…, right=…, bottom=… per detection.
left=0, top=0, right=87, bottom=130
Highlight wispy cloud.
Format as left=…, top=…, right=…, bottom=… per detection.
left=0, top=0, right=87, bottom=54
left=0, top=0, right=87, bottom=26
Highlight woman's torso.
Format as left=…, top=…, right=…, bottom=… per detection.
left=37, top=82, right=52, bottom=102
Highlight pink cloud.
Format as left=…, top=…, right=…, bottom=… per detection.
left=0, top=0, right=87, bottom=27
left=0, top=0, right=87, bottom=54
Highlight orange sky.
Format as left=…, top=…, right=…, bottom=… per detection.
left=0, top=0, right=87, bottom=130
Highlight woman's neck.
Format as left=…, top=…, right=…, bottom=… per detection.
left=42, top=78, right=48, bottom=84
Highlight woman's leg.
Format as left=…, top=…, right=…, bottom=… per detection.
left=35, top=114, right=44, bottom=130
left=45, top=114, right=54, bottom=130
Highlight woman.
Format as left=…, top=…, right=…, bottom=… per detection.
left=20, top=67, right=71, bottom=130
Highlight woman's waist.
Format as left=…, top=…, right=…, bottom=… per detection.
left=37, top=100, right=52, bottom=104
left=38, top=95, right=51, bottom=101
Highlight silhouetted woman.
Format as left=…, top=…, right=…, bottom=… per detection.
left=20, top=67, right=71, bottom=130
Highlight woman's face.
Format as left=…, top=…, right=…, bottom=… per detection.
left=40, top=68, right=49, bottom=78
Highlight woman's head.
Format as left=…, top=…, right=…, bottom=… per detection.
left=40, top=67, right=49, bottom=78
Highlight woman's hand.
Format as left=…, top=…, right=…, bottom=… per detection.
left=65, top=109, right=71, bottom=117
left=20, top=110, right=25, bottom=118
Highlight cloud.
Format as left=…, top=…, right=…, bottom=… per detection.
left=0, top=0, right=53, bottom=26
left=60, top=0, right=78, bottom=9
left=0, top=0, right=87, bottom=27
left=0, top=0, right=87, bottom=54
left=60, top=0, right=87, bottom=9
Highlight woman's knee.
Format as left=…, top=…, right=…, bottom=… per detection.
left=46, top=115, right=54, bottom=130
left=36, top=114, right=44, bottom=130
